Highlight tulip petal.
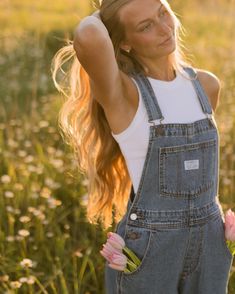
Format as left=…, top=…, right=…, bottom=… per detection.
left=108, top=263, right=126, bottom=271
left=224, top=208, right=235, bottom=242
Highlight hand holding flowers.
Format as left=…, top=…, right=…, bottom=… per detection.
left=100, top=232, right=141, bottom=273
left=224, top=208, right=235, bottom=256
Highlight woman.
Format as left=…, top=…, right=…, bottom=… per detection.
left=52, top=0, right=233, bottom=293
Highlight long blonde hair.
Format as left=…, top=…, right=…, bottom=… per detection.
left=51, top=0, right=192, bottom=230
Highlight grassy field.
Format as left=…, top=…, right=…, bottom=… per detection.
left=0, top=0, right=234, bottom=293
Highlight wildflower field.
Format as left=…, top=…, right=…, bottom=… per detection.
left=0, top=0, right=234, bottom=293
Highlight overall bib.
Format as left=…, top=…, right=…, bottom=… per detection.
left=104, top=67, right=233, bottom=294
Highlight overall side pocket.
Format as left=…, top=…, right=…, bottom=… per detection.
left=121, top=226, right=155, bottom=277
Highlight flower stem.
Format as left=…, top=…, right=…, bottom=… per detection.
left=123, top=246, right=141, bottom=266
left=127, top=259, right=138, bottom=270
left=124, top=267, right=131, bottom=273
left=226, top=240, right=235, bottom=256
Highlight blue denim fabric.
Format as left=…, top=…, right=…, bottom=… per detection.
left=104, top=67, right=233, bottom=294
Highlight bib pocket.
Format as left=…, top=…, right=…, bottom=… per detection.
left=159, top=138, right=217, bottom=198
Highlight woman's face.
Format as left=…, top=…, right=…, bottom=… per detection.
left=118, top=0, right=176, bottom=59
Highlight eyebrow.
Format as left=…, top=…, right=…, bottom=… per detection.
left=136, top=4, right=164, bottom=28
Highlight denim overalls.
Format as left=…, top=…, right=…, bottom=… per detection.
left=104, top=67, right=234, bottom=294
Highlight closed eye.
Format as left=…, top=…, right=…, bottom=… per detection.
left=140, top=22, right=154, bottom=32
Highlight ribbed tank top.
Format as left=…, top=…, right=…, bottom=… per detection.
left=111, top=70, right=208, bottom=194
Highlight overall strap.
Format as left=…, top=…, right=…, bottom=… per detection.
left=131, top=73, right=164, bottom=123
left=183, top=67, right=213, bottom=115
left=131, top=66, right=213, bottom=125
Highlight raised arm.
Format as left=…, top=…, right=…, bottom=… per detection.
left=73, top=11, right=125, bottom=110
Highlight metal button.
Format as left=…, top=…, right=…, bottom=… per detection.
left=127, top=231, right=139, bottom=240
left=130, top=213, right=137, bottom=220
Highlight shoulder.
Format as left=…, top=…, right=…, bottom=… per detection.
left=194, top=68, right=221, bottom=113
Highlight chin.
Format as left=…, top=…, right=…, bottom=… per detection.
left=164, top=42, right=176, bottom=54
left=169, top=45, right=176, bottom=54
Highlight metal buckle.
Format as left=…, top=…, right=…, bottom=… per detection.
left=149, top=116, right=165, bottom=127
left=206, top=112, right=215, bottom=127
left=206, top=112, right=213, bottom=120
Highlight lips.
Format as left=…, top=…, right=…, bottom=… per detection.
left=159, top=35, right=172, bottom=46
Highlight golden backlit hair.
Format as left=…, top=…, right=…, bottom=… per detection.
left=51, top=0, right=191, bottom=230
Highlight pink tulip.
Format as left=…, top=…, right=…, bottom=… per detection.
left=108, top=252, right=127, bottom=271
left=100, top=232, right=141, bottom=272
left=100, top=249, right=112, bottom=262
left=100, top=249, right=127, bottom=271
left=224, top=209, right=235, bottom=241
left=110, top=252, right=127, bottom=265
left=100, top=243, right=121, bottom=263
left=107, top=232, right=125, bottom=250
left=103, top=242, right=122, bottom=255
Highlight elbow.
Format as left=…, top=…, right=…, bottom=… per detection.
left=73, top=27, right=97, bottom=57
left=73, top=24, right=86, bottom=53
left=73, top=28, right=80, bottom=53
left=73, top=17, right=108, bottom=53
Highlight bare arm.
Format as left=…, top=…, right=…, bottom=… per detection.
left=73, top=11, right=124, bottom=109
left=196, top=69, right=221, bottom=114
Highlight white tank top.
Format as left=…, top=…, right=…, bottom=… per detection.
left=111, top=70, right=208, bottom=194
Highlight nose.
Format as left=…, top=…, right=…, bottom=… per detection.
left=157, top=21, right=172, bottom=35
left=154, top=15, right=173, bottom=35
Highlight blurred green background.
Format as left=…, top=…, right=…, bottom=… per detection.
left=0, top=0, right=234, bottom=293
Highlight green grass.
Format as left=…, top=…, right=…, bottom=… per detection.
left=0, top=0, right=235, bottom=292
left=0, top=0, right=90, bottom=33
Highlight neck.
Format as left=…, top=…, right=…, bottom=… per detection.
left=136, top=55, right=176, bottom=81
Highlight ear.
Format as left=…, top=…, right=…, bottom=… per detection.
left=120, top=40, right=131, bottom=53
